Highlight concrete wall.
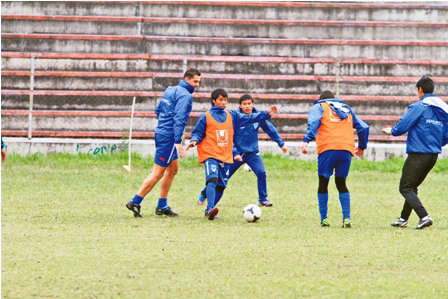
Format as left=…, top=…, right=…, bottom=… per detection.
left=4, top=137, right=448, bottom=161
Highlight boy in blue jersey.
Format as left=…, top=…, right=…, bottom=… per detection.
left=382, top=76, right=448, bottom=230
left=126, top=68, right=201, bottom=218
left=186, top=89, right=277, bottom=220
left=197, top=94, right=287, bottom=207
left=301, top=90, right=369, bottom=228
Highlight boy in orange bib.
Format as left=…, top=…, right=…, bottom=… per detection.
left=301, top=90, right=369, bottom=228
left=186, top=89, right=277, bottom=220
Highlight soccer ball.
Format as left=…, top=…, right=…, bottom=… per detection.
left=243, top=204, right=262, bottom=222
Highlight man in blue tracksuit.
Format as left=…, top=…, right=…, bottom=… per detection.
left=383, top=76, right=448, bottom=229
left=126, top=68, right=201, bottom=218
left=197, top=94, right=287, bottom=207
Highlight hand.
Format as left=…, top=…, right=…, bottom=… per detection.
left=175, top=143, right=185, bottom=158
left=234, top=155, right=243, bottom=162
left=185, top=141, right=197, bottom=152
left=281, top=146, right=288, bottom=154
left=354, top=147, right=364, bottom=158
left=1, top=148, right=6, bottom=162
left=382, top=125, right=392, bottom=135
left=301, top=142, right=309, bottom=154
left=268, top=105, right=278, bottom=116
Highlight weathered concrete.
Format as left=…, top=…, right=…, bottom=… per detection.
left=3, top=19, right=447, bottom=41
left=2, top=37, right=447, bottom=60
left=2, top=1, right=447, bottom=22
left=3, top=57, right=448, bottom=77
left=3, top=137, right=448, bottom=161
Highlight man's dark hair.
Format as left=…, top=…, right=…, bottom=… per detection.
left=416, top=75, right=434, bottom=94
left=239, top=94, right=254, bottom=104
left=211, top=88, right=228, bottom=104
left=183, top=68, right=201, bottom=79
left=319, top=90, right=335, bottom=100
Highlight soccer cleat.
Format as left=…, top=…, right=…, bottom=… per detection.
left=198, top=193, right=206, bottom=206
left=258, top=200, right=273, bottom=207
left=126, top=201, right=142, bottom=218
left=415, top=216, right=433, bottom=230
left=391, top=218, right=408, bottom=228
left=342, top=218, right=351, bottom=228
left=206, top=207, right=219, bottom=220
left=155, top=206, right=178, bottom=217
left=320, top=218, right=330, bottom=227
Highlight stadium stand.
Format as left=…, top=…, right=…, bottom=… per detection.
left=1, top=1, right=447, bottom=145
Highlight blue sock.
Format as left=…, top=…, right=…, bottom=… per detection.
left=317, top=193, right=329, bottom=221
left=205, top=182, right=217, bottom=212
left=339, top=192, right=350, bottom=220
left=157, top=198, right=168, bottom=209
left=132, top=194, right=144, bottom=206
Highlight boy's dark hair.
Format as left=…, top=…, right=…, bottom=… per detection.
left=416, top=75, right=434, bottom=94
left=319, top=90, right=335, bottom=100
left=183, top=68, right=201, bottom=79
left=211, top=88, right=228, bottom=104
left=239, top=94, right=254, bottom=104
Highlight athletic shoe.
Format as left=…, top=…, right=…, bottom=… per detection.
left=342, top=218, right=351, bottom=228
left=126, top=201, right=142, bottom=218
left=198, top=193, right=206, bottom=206
left=415, top=216, right=433, bottom=230
left=206, top=207, right=219, bottom=220
left=320, top=218, right=330, bottom=227
left=204, top=210, right=219, bottom=219
left=155, top=206, right=178, bottom=217
left=391, top=218, right=408, bottom=228
left=258, top=200, right=273, bottom=207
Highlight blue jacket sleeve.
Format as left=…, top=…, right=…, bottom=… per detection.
left=173, top=93, right=193, bottom=144
left=303, top=104, right=323, bottom=143
left=1, top=134, right=5, bottom=149
left=229, top=110, right=271, bottom=131
left=391, top=103, right=425, bottom=136
left=190, top=114, right=207, bottom=144
left=260, top=120, right=284, bottom=148
left=351, top=110, right=369, bottom=150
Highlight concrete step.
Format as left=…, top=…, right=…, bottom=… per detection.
left=3, top=34, right=446, bottom=60
left=0, top=92, right=430, bottom=116
left=3, top=73, right=448, bottom=97
left=3, top=54, right=448, bottom=77
left=0, top=112, right=401, bottom=139
left=3, top=17, right=447, bottom=41
left=2, top=1, right=447, bottom=22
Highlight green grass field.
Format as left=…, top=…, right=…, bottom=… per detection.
left=2, top=153, right=448, bottom=298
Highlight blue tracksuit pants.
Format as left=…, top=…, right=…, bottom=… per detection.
left=230, top=152, right=267, bottom=201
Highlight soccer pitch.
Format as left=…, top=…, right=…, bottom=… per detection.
left=2, top=153, right=448, bottom=298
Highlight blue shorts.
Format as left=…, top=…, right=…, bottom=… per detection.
left=154, top=133, right=178, bottom=167
left=204, top=158, right=229, bottom=188
left=318, top=150, right=352, bottom=179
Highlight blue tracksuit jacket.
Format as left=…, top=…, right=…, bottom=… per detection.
left=190, top=106, right=271, bottom=150
left=392, top=94, right=448, bottom=154
left=303, top=98, right=369, bottom=150
left=233, top=107, right=284, bottom=156
left=154, top=80, right=195, bottom=144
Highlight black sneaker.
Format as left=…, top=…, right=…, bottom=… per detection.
left=205, top=207, right=219, bottom=220
left=415, top=216, right=433, bottom=230
left=155, top=206, right=178, bottom=217
left=391, top=218, right=408, bottom=228
left=126, top=201, right=142, bottom=218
